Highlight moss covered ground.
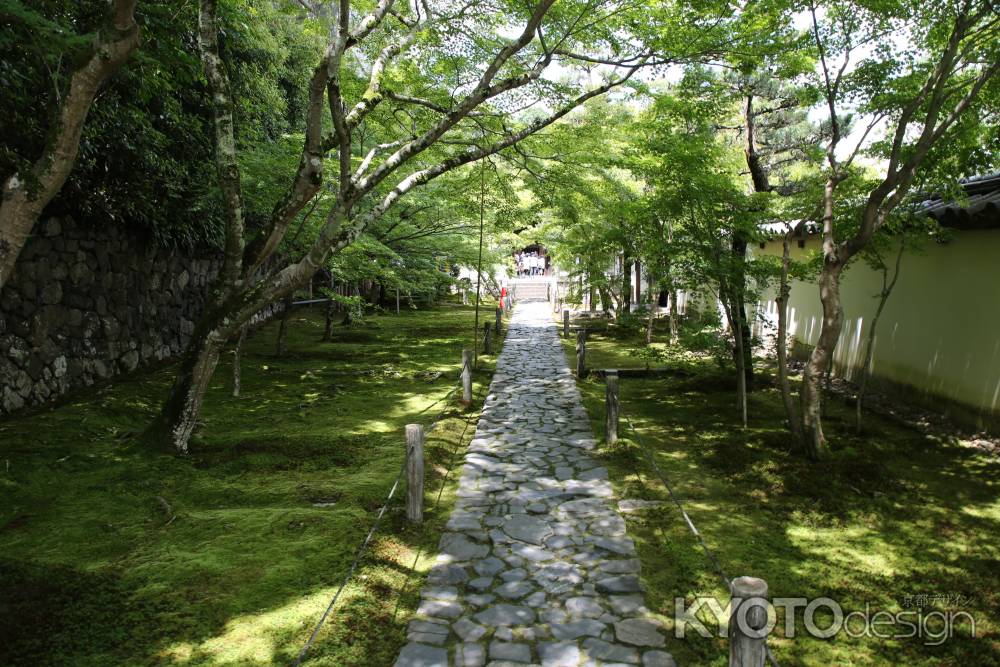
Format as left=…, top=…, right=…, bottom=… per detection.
left=0, top=301, right=504, bottom=666
left=561, top=315, right=1000, bottom=667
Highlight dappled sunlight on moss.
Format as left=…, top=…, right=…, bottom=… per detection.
left=165, top=587, right=341, bottom=665
left=559, top=320, right=1000, bottom=666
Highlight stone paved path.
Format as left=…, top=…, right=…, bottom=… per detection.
left=394, top=301, right=676, bottom=667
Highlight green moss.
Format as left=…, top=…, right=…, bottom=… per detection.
left=0, top=302, right=505, bottom=666
left=561, top=323, right=1000, bottom=667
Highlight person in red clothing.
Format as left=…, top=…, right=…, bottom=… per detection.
left=499, top=285, right=508, bottom=310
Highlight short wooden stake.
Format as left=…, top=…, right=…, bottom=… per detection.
left=729, top=576, right=769, bottom=667
left=483, top=321, right=493, bottom=355
left=461, top=349, right=472, bottom=405
left=495, top=307, right=502, bottom=334
left=576, top=329, right=587, bottom=378
left=405, top=424, right=424, bottom=523
left=605, top=370, right=619, bottom=444
left=563, top=309, right=570, bottom=337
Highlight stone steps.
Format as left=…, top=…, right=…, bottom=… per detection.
left=510, top=280, right=551, bottom=302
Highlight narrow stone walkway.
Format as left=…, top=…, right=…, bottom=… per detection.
left=395, top=301, right=675, bottom=667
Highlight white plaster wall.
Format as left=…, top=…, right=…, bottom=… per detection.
left=752, top=229, right=1000, bottom=418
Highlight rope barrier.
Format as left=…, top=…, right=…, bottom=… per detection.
left=290, top=326, right=506, bottom=666
left=619, top=405, right=781, bottom=667
left=393, top=380, right=485, bottom=619
left=291, top=380, right=463, bottom=667
left=291, top=455, right=406, bottom=667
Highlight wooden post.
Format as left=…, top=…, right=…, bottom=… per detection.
left=495, top=307, right=502, bottom=334
left=729, top=577, right=769, bottom=667
left=547, top=283, right=551, bottom=302
left=405, top=424, right=424, bottom=523
left=461, top=349, right=473, bottom=405
left=396, top=287, right=400, bottom=315
left=483, top=321, right=493, bottom=355
left=605, top=370, right=619, bottom=444
left=576, top=329, right=587, bottom=378
left=563, top=309, right=570, bottom=337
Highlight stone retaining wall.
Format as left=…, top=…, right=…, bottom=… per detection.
left=1, top=217, right=224, bottom=416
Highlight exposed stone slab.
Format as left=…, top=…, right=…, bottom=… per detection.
left=614, top=618, right=666, bottom=647
left=440, top=532, right=491, bottom=561
left=473, top=604, right=536, bottom=627
left=503, top=514, right=553, bottom=546
left=395, top=642, right=449, bottom=667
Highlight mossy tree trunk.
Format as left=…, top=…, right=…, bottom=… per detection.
left=157, top=320, right=229, bottom=454
left=232, top=325, right=246, bottom=398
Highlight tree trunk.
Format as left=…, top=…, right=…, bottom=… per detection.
left=720, top=280, right=747, bottom=428
left=645, top=297, right=655, bottom=345
left=730, top=233, right=754, bottom=390
left=669, top=290, right=678, bottom=344
left=731, top=299, right=748, bottom=429
left=199, top=0, right=246, bottom=296
left=0, top=0, right=140, bottom=290
left=276, top=295, right=293, bottom=355
left=598, top=286, right=613, bottom=317
left=232, top=326, right=246, bottom=398
left=776, top=233, right=802, bottom=441
left=634, top=260, right=642, bottom=305
left=154, top=323, right=229, bottom=454
left=800, top=259, right=845, bottom=459
left=856, top=237, right=905, bottom=431
left=323, top=275, right=335, bottom=341
left=620, top=253, right=632, bottom=317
